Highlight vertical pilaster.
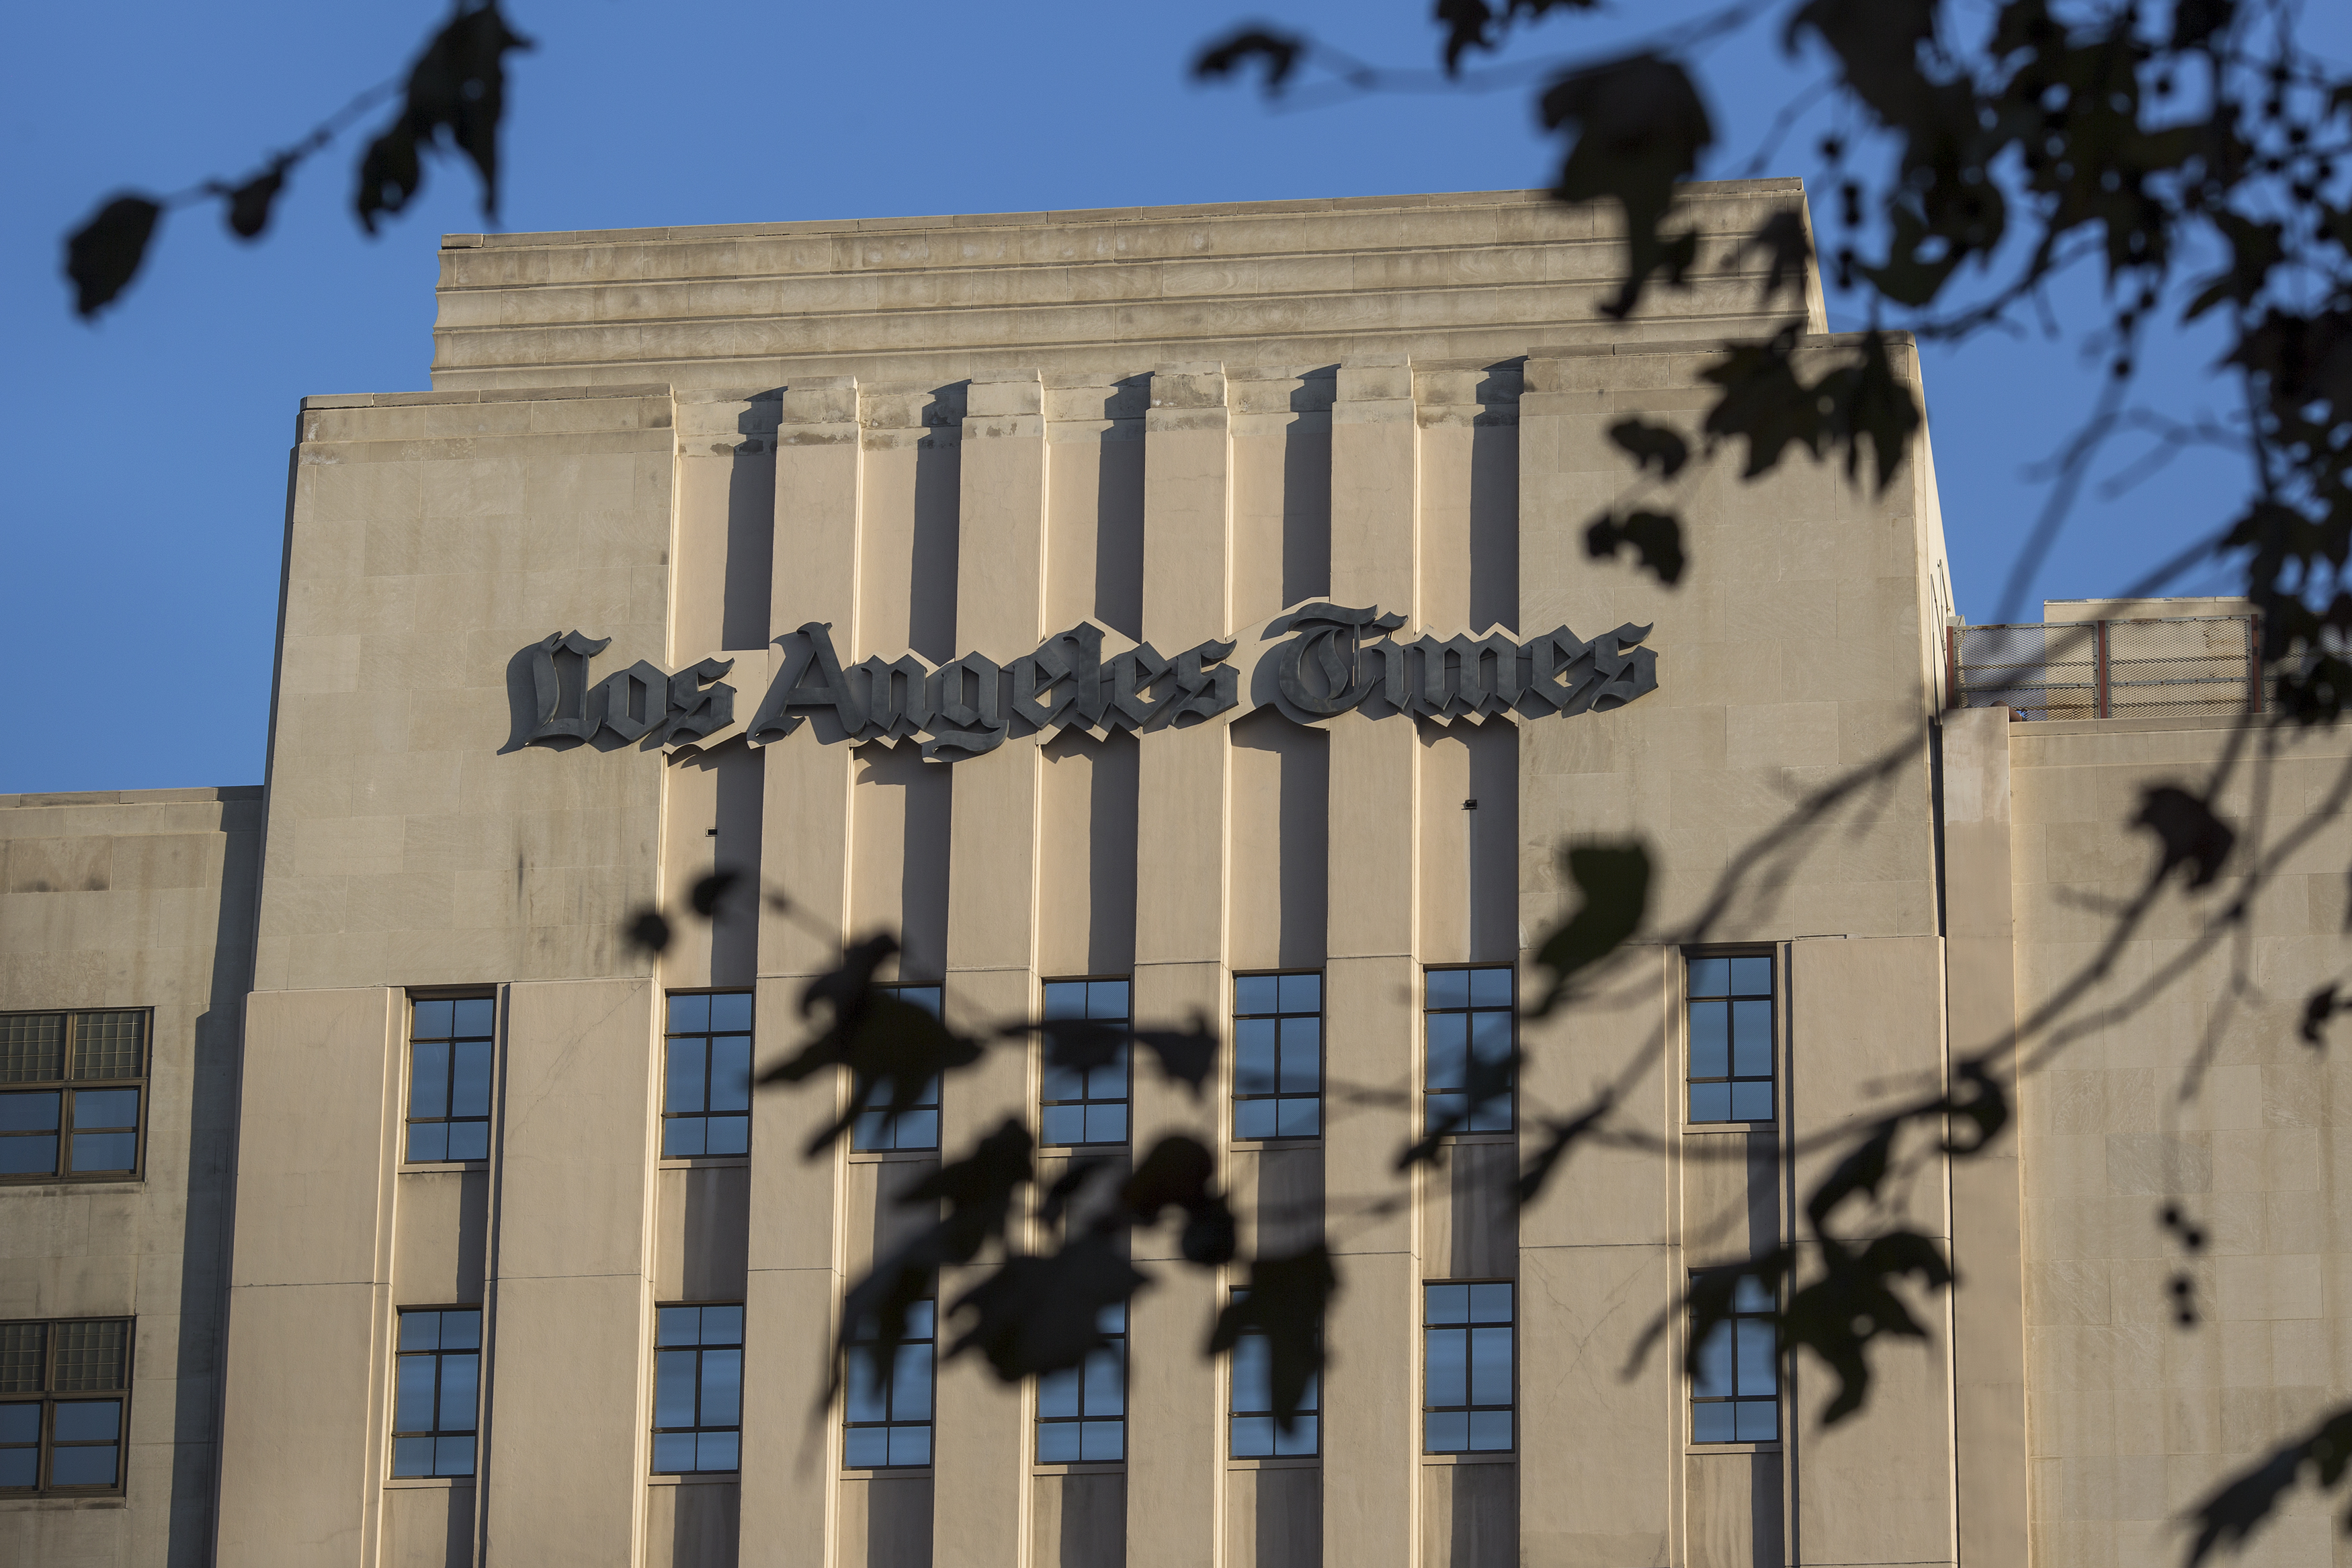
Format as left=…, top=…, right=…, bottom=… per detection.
left=1322, top=356, right=1423, bottom=1568
left=933, top=369, right=1051, bottom=1568
left=1128, top=363, right=1234, bottom=1568
left=741, top=377, right=862, bottom=1567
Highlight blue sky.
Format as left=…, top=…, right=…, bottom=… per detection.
left=4, top=1, right=2330, bottom=792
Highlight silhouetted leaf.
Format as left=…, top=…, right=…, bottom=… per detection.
left=1435, top=0, right=1600, bottom=75
left=356, top=1, right=534, bottom=233
left=1540, top=52, right=1714, bottom=318
left=1607, top=418, right=1690, bottom=478
left=903, top=1118, right=1034, bottom=1263
left=1530, top=841, right=1650, bottom=1012
left=948, top=1233, right=1146, bottom=1382
left=1122, top=1135, right=1217, bottom=1225
left=1702, top=329, right=1917, bottom=494
left=1586, top=509, right=1687, bottom=586
left=690, top=868, right=741, bottom=918
left=65, top=195, right=162, bottom=318
left=1941, top=1061, right=2011, bottom=1154
left=1210, top=1244, right=1337, bottom=1428
left=2187, top=211, right=2284, bottom=319
left=1005, top=1015, right=1128, bottom=1075
left=1398, top=1044, right=1521, bottom=1169
left=223, top=165, right=288, bottom=241
left=2185, top=1405, right=2352, bottom=1565
left=2134, top=785, right=2236, bottom=889
left=830, top=1248, right=935, bottom=1417
left=1737, top=208, right=1812, bottom=302
left=1039, top=1157, right=1111, bottom=1231
left=1804, top=1121, right=1896, bottom=1233
left=2300, top=984, right=2339, bottom=1047
left=1192, top=28, right=1306, bottom=95
left=1517, top=1092, right=1615, bottom=1204
left=1813, top=331, right=1921, bottom=494
left=763, top=937, right=983, bottom=1154
left=1131, top=1014, right=1218, bottom=1096
left=624, top=907, right=672, bottom=955
left=1180, top=1195, right=1239, bottom=1266
left=1782, top=1231, right=1953, bottom=1423
left=1782, top=0, right=1935, bottom=128
left=2170, top=0, right=2236, bottom=50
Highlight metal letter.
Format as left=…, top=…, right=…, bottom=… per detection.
left=659, top=658, right=738, bottom=746
left=525, top=630, right=612, bottom=746
left=1271, top=603, right=1406, bottom=717
left=856, top=654, right=937, bottom=741
left=1151, top=638, right=1239, bottom=728
left=923, top=654, right=1007, bottom=760
left=1105, top=643, right=1171, bottom=730
left=592, top=660, right=671, bottom=743
left=747, top=621, right=868, bottom=742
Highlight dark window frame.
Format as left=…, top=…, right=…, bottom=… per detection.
left=1683, top=951, right=1778, bottom=1125
left=1232, top=971, right=1324, bottom=1143
left=843, top=1289, right=936, bottom=1471
left=403, top=994, right=497, bottom=1166
left=390, top=1305, right=482, bottom=1479
left=1035, top=1301, right=1126, bottom=1465
left=1689, top=1274, right=1781, bottom=1445
left=1422, top=1279, right=1514, bottom=1454
left=0, top=1009, right=150, bottom=1185
left=1227, top=1287, right=1319, bottom=1458
left=652, top=1302, right=745, bottom=1475
left=851, top=986, right=944, bottom=1153
left=0, top=1316, right=134, bottom=1495
left=1038, top=977, right=1132, bottom=1149
left=661, top=990, right=755, bottom=1160
left=1422, top=965, right=1516, bottom=1136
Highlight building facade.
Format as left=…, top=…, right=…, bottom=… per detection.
left=1, top=185, right=2342, bottom=1568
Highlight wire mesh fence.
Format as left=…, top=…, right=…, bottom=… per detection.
left=1950, top=616, right=2261, bottom=721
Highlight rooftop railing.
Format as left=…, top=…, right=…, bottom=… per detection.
left=1947, top=615, right=2264, bottom=721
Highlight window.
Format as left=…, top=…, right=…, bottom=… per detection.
left=1423, top=1282, right=1512, bottom=1453
left=1040, top=979, right=1130, bottom=1147
left=1691, top=1276, right=1779, bottom=1443
left=653, top=1305, right=743, bottom=1474
left=663, top=993, right=753, bottom=1157
left=1423, top=967, right=1514, bottom=1134
left=1233, top=973, right=1321, bottom=1140
left=851, top=986, right=942, bottom=1152
left=391, top=1308, right=480, bottom=1477
left=0, top=1318, right=132, bottom=1493
left=0, top=1010, right=146, bottom=1182
left=1228, top=1292, right=1318, bottom=1457
left=406, top=998, right=494, bottom=1162
left=1036, top=1303, right=1124, bottom=1463
left=845, top=1294, right=934, bottom=1468
left=1686, top=955, right=1775, bottom=1123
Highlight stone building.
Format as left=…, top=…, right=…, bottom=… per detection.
left=1, top=185, right=2339, bottom=1568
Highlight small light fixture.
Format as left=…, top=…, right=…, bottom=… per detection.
left=1462, top=798, right=1478, bottom=811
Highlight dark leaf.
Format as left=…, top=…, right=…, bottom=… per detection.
left=1040, top=1156, right=1111, bottom=1231
left=763, top=939, right=984, bottom=1155
left=1814, top=331, right=1921, bottom=494
left=1783, top=0, right=1937, bottom=128
left=829, top=1246, right=936, bottom=1417
left=1540, top=52, right=1714, bottom=318
left=1737, top=208, right=1812, bottom=303
left=1702, top=328, right=1824, bottom=478
left=1530, top=841, right=1650, bottom=1011
left=948, top=1233, right=1147, bottom=1382
left=1180, top=1195, right=1239, bottom=1266
left=1941, top=1061, right=2011, bottom=1155
left=690, top=868, right=742, bottom=918
left=2185, top=212, right=2283, bottom=320
left=796, top=934, right=899, bottom=1028
left=2170, top=0, right=2234, bottom=49
left=1005, top=1015, right=1128, bottom=1075
left=1398, top=1045, right=1523, bottom=1169
left=624, top=907, right=672, bottom=955
left=1669, top=1251, right=1794, bottom=1381
left=2184, top=1406, right=2352, bottom=1567
left=356, top=2, right=534, bottom=233
left=2300, top=984, right=2339, bottom=1048
left=2134, top=785, right=2236, bottom=889
left=1121, top=1135, right=1218, bottom=1225
left=1132, top=1013, right=1219, bottom=1096
left=1586, top=509, right=1687, bottom=586
left=1517, top=1092, right=1615, bottom=1204
left=64, top=195, right=162, bottom=318
left=1805, top=1121, right=1897, bottom=1234
left=1607, top=418, right=1690, bottom=478
left=1435, top=0, right=1601, bottom=75
left=903, top=1119, right=1035, bottom=1264
left=224, top=165, right=287, bottom=241
left=1192, top=28, right=1306, bottom=95
left=1209, top=1244, right=1338, bottom=1428
left=1781, top=1231, right=1953, bottom=1423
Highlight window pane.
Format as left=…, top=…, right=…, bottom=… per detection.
left=1730, top=1082, right=1774, bottom=1122
left=1732, top=1399, right=1777, bottom=1442
left=1424, top=1284, right=1470, bottom=1325
left=1469, top=968, right=1513, bottom=1007
left=708, top=1038, right=752, bottom=1113
left=659, top=1307, right=702, bottom=1347
left=0, top=1136, right=58, bottom=1176
left=1233, top=1020, right=1277, bottom=1094
left=1234, top=1100, right=1277, bottom=1140
left=1277, top=973, right=1320, bottom=1013
left=663, top=1118, right=707, bottom=1158
left=1231, top=1415, right=1273, bottom=1457
left=1041, top=1106, right=1086, bottom=1147
left=0, top=1015, right=65, bottom=1082
left=899, top=988, right=943, bottom=1018
left=0, top=1449, right=32, bottom=1488
left=655, top=1350, right=699, bottom=1428
left=1042, top=1062, right=1085, bottom=1104
left=892, top=1345, right=933, bottom=1422
left=1037, top=1423, right=1081, bottom=1463
left=52, top=1443, right=123, bottom=1486
left=54, top=1400, right=120, bottom=1442
left=1689, top=1083, right=1732, bottom=1123
left=1692, top=1402, right=1735, bottom=1443
left=851, top=1111, right=889, bottom=1151
left=1087, top=982, right=1128, bottom=1020
left=405, top=1122, right=448, bottom=1163
left=708, top=993, right=752, bottom=1032
left=0, top=1405, right=38, bottom=1442
left=435, top=1435, right=476, bottom=1476
left=843, top=1426, right=888, bottom=1467
left=698, top=1431, right=741, bottom=1472
left=1096, top=1303, right=1124, bottom=1334
left=1730, top=956, right=1773, bottom=996
left=1231, top=1336, right=1269, bottom=1413
left=1080, top=1421, right=1123, bottom=1461
left=394, top=1357, right=437, bottom=1431
left=1275, top=1415, right=1318, bottom=1455
left=438, top=1355, right=478, bottom=1431
left=1468, top=1282, right=1513, bottom=1322
left=845, top=1352, right=888, bottom=1424
left=53, top=1321, right=126, bottom=1390
left=701, top=1349, right=743, bottom=1426
left=1425, top=1327, right=1466, bottom=1407
left=444, top=1121, right=490, bottom=1162
left=409, top=1042, right=450, bottom=1119
left=1037, top=1368, right=1081, bottom=1420
left=70, top=1089, right=138, bottom=1129
left=1686, top=957, right=1730, bottom=997
left=452, top=998, right=495, bottom=1037
left=1425, top=969, right=1469, bottom=1008
left=1468, top=1409, right=1513, bottom=1451
left=1469, top=1326, right=1512, bottom=1407
left=1085, top=1104, right=1128, bottom=1145
left=1425, top=1411, right=1468, bottom=1453
left=668, top=994, right=710, bottom=1033
left=398, top=1313, right=441, bottom=1352
left=1274, top=1098, right=1319, bottom=1138
left=0, top=1092, right=59, bottom=1133
left=1083, top=1350, right=1124, bottom=1416
left=450, top=1043, right=493, bottom=1119
left=1277, top=1018, right=1319, bottom=1090
left=666, top=1040, right=707, bottom=1117
left=1425, top=1014, right=1467, bottom=1090
left=1734, top=1321, right=1777, bottom=1397
left=1687, top=1002, right=1728, bottom=1079
left=1234, top=975, right=1277, bottom=1014
left=392, top=1436, right=435, bottom=1477
left=704, top=1116, right=750, bottom=1156
left=653, top=1432, right=697, bottom=1473
left=1732, top=1002, right=1773, bottom=1078
left=1085, top=1052, right=1126, bottom=1100
left=1732, top=1276, right=1775, bottom=1314
left=1467, top=1097, right=1513, bottom=1133
left=1425, top=1092, right=1466, bottom=1135
left=412, top=1000, right=454, bottom=1038
left=906, top=1301, right=935, bottom=1339
left=893, top=1110, right=938, bottom=1150
left=1468, top=1011, right=1511, bottom=1064
left=440, top=1312, right=480, bottom=1350
left=1693, top=1322, right=1734, bottom=1399
left=1043, top=982, right=1087, bottom=1018
left=69, top=1132, right=135, bottom=1174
